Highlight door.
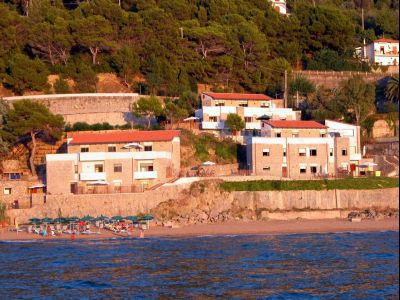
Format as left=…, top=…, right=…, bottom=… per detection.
left=282, top=166, right=288, bottom=178
left=70, top=183, right=78, bottom=194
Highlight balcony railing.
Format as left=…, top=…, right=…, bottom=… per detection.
left=134, top=171, right=158, bottom=179
left=79, top=172, right=106, bottom=181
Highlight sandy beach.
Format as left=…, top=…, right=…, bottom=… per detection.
left=0, top=218, right=398, bottom=241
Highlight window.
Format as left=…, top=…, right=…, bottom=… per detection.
left=299, top=148, right=306, bottom=156
left=310, top=166, right=318, bottom=174
left=139, top=162, right=154, bottom=172
left=380, top=46, right=385, bottom=54
left=342, top=148, right=348, bottom=156
left=310, top=149, right=317, bottom=156
left=238, top=101, right=248, bottom=107
left=329, top=148, right=334, bottom=157
left=95, top=164, right=104, bottom=173
left=300, top=166, right=307, bottom=174
left=283, top=149, right=286, bottom=157
left=215, top=100, right=225, bottom=106
left=80, top=146, right=89, bottom=152
left=263, top=167, right=271, bottom=171
left=320, top=133, right=326, bottom=137
left=209, top=116, right=218, bottom=122
left=9, top=173, right=21, bottom=180
left=108, top=146, right=116, bottom=152
left=144, top=145, right=153, bottom=152
left=263, top=149, right=270, bottom=156
left=244, top=117, right=252, bottom=123
left=276, top=132, right=281, bottom=137
left=3, top=187, right=11, bottom=195
left=292, top=133, right=299, bottom=138
left=74, top=165, right=78, bottom=174
left=114, top=164, right=122, bottom=173
left=261, top=101, right=270, bottom=108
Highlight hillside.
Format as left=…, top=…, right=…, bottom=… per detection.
left=0, top=0, right=398, bottom=98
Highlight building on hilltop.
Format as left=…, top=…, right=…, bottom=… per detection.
left=247, top=120, right=362, bottom=178
left=195, top=92, right=300, bottom=136
left=270, top=0, right=287, bottom=15
left=46, top=130, right=180, bottom=195
left=363, top=38, right=399, bottom=66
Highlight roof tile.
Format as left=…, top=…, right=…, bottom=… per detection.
left=203, top=92, right=273, bottom=101
left=263, top=120, right=327, bottom=129
left=68, top=130, right=180, bottom=145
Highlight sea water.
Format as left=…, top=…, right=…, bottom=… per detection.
left=0, top=231, right=398, bottom=299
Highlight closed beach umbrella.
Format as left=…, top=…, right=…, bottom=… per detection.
left=112, top=216, right=124, bottom=221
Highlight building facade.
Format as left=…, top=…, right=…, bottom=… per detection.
left=46, top=130, right=180, bottom=195
left=247, top=120, right=362, bottom=178
left=196, top=92, right=300, bottom=133
left=364, top=38, right=399, bottom=66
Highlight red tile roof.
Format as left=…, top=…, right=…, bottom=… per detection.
left=68, top=130, right=180, bottom=145
left=203, top=92, right=273, bottom=101
left=374, top=38, right=399, bottom=44
left=263, top=120, right=328, bottom=129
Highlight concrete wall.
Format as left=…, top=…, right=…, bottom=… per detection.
left=3, top=93, right=141, bottom=125
left=231, top=188, right=399, bottom=211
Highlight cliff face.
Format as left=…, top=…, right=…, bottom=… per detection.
left=150, top=181, right=400, bottom=225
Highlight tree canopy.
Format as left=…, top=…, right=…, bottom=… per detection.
left=225, top=113, right=245, bottom=133
left=0, top=0, right=397, bottom=96
left=2, top=100, right=64, bottom=175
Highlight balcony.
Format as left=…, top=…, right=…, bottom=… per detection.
left=202, top=121, right=225, bottom=130
left=80, top=172, right=106, bottom=181
left=134, top=171, right=158, bottom=179
left=350, top=153, right=362, bottom=161
left=245, top=122, right=261, bottom=130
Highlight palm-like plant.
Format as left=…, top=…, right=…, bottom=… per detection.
left=386, top=75, right=399, bottom=103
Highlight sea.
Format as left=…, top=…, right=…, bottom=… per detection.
left=0, top=231, right=398, bottom=299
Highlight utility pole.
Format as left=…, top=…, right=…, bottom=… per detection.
left=118, top=0, right=121, bottom=7
left=284, top=70, right=288, bottom=108
left=362, top=7, right=366, bottom=60
left=179, top=27, right=184, bottom=39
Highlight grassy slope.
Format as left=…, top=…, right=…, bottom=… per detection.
left=221, top=177, right=399, bottom=192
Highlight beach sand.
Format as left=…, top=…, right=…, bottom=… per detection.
left=0, top=218, right=398, bottom=241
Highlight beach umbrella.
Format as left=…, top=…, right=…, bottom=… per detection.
left=94, top=215, right=108, bottom=221
left=81, top=215, right=94, bottom=222
left=53, top=217, right=68, bottom=224
left=68, top=216, right=79, bottom=222
left=183, top=116, right=199, bottom=122
left=41, top=217, right=53, bottom=223
left=29, top=218, right=41, bottom=223
left=139, top=215, right=154, bottom=221
left=112, top=216, right=124, bottom=221
left=202, top=161, right=216, bottom=166
left=256, top=114, right=271, bottom=121
left=122, top=142, right=144, bottom=149
left=125, top=216, right=138, bottom=222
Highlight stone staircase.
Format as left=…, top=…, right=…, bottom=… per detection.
left=374, top=155, right=399, bottom=177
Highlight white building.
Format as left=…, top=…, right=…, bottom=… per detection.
left=364, top=38, right=399, bottom=66
left=270, top=0, right=287, bottom=15
left=195, top=92, right=300, bottom=134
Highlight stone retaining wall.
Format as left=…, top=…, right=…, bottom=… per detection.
left=7, top=185, right=398, bottom=224
left=3, top=93, right=141, bottom=125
